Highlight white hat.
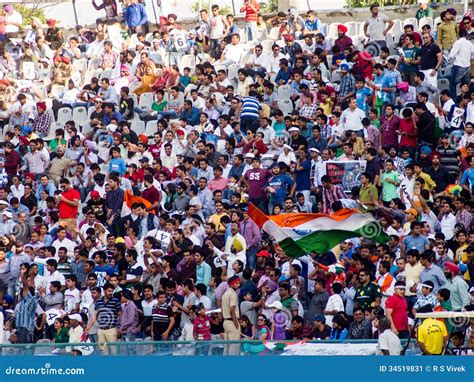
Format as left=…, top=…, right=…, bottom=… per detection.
left=107, top=124, right=117, bottom=133
left=2, top=211, right=12, bottom=219
left=268, top=301, right=283, bottom=310
left=152, top=38, right=160, bottom=43
left=69, top=313, right=82, bottom=323
left=309, top=147, right=320, bottom=153
left=288, top=127, right=299, bottom=132
left=283, top=144, right=294, bottom=151
left=469, top=286, right=474, bottom=293
left=245, top=153, right=255, bottom=159
left=0, top=200, right=8, bottom=206
left=418, top=0, right=428, bottom=3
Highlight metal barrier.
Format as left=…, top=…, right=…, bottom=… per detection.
left=346, top=0, right=465, bottom=7
left=0, top=339, right=416, bottom=356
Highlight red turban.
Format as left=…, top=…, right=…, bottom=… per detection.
left=338, top=24, right=348, bottom=33
left=445, top=262, right=459, bottom=275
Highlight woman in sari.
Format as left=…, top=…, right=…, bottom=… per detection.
left=152, top=65, right=180, bottom=91
left=242, top=314, right=271, bottom=354
left=134, top=60, right=158, bottom=97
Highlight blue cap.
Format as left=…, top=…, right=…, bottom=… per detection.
left=340, top=64, right=349, bottom=71
left=313, top=314, right=326, bottom=323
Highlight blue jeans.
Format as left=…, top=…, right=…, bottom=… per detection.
left=122, top=332, right=137, bottom=355
left=157, top=110, right=179, bottom=120
left=245, top=21, right=258, bottom=42
left=450, top=65, right=470, bottom=99
left=246, top=245, right=258, bottom=270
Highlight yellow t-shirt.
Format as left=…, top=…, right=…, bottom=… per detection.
left=417, top=318, right=447, bottom=355
left=209, top=212, right=229, bottom=233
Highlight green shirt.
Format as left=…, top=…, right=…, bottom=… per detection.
left=381, top=170, right=400, bottom=202
left=55, top=327, right=70, bottom=344
left=151, top=100, right=168, bottom=112
left=49, top=138, right=67, bottom=152
left=355, top=282, right=382, bottom=310
left=359, top=183, right=378, bottom=210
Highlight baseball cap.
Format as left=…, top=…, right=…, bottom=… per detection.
left=69, top=313, right=82, bottom=322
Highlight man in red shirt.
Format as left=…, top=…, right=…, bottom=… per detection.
left=240, top=0, right=259, bottom=42
left=4, top=142, right=21, bottom=176
left=385, top=281, right=410, bottom=339
left=56, top=178, right=80, bottom=239
left=241, top=157, right=270, bottom=210
left=141, top=174, right=161, bottom=214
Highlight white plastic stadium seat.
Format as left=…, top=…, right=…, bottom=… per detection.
left=227, top=64, right=240, bottom=82
left=51, top=85, right=64, bottom=99
left=260, top=39, right=274, bottom=53
left=391, top=19, right=403, bottom=36
left=138, top=92, right=154, bottom=111
left=268, top=27, right=280, bottom=41
left=57, top=107, right=73, bottom=124
left=277, top=84, right=292, bottom=99
left=72, top=106, right=88, bottom=127
left=129, top=81, right=142, bottom=93
left=418, top=17, right=433, bottom=30
left=437, top=78, right=449, bottom=92
left=344, top=21, right=358, bottom=37
left=327, top=23, right=339, bottom=39
left=131, top=120, right=145, bottom=135
left=278, top=99, right=293, bottom=116
left=129, top=93, right=138, bottom=107
left=403, top=18, right=418, bottom=30
left=179, top=54, right=196, bottom=73
left=331, top=70, right=341, bottom=83
left=145, top=120, right=158, bottom=136
left=100, top=69, right=113, bottom=80
left=44, top=122, right=63, bottom=141
left=87, top=106, right=96, bottom=119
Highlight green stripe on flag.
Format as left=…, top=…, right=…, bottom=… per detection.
left=279, top=229, right=390, bottom=258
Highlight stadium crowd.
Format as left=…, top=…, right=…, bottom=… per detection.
left=0, top=0, right=473, bottom=356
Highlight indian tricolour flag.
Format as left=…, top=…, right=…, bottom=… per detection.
left=249, top=204, right=389, bottom=258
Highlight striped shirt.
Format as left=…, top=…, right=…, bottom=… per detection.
left=240, top=96, right=261, bottom=119
left=322, top=185, right=347, bottom=214
left=95, top=296, right=122, bottom=329
left=152, top=303, right=173, bottom=325
left=16, top=292, right=38, bottom=331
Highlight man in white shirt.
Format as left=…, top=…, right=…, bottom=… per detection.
left=267, top=44, right=287, bottom=76
left=211, top=222, right=247, bottom=277
left=377, top=318, right=402, bottom=355
left=219, top=34, right=247, bottom=66
left=3, top=5, right=22, bottom=35
left=363, top=3, right=393, bottom=44
left=340, top=97, right=366, bottom=135
left=245, top=44, right=269, bottom=72
left=43, top=259, right=66, bottom=291
left=86, top=31, right=106, bottom=60
left=323, top=283, right=344, bottom=326
left=195, top=283, right=212, bottom=310
left=448, top=29, right=474, bottom=99
left=52, top=228, right=76, bottom=260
